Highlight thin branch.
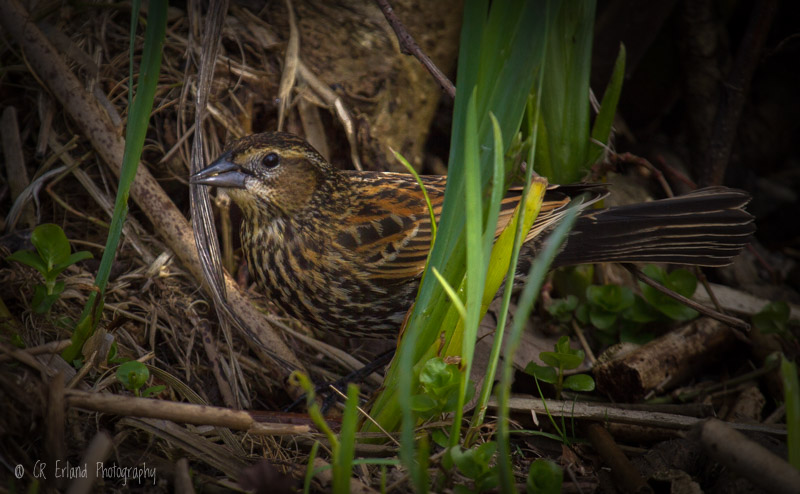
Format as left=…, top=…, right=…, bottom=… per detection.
left=624, top=264, right=750, bottom=332
left=375, top=0, right=456, bottom=99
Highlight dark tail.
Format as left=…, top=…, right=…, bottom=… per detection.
left=554, top=187, right=755, bottom=268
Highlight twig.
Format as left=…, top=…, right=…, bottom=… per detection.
left=374, top=0, right=455, bottom=99
left=695, top=419, right=800, bottom=493
left=571, top=319, right=596, bottom=365
left=499, top=396, right=787, bottom=437
left=623, top=264, right=750, bottom=332
left=586, top=423, right=651, bottom=494
left=612, top=151, right=673, bottom=197
left=701, top=0, right=778, bottom=186
left=65, top=389, right=311, bottom=435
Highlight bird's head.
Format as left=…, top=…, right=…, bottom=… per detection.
left=191, top=132, right=336, bottom=218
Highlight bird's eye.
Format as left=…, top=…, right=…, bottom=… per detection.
left=262, top=152, right=281, bottom=169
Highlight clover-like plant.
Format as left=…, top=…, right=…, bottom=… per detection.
left=525, top=335, right=595, bottom=400
left=6, top=224, right=92, bottom=313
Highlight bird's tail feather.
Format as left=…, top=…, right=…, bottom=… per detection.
left=554, top=187, right=755, bottom=268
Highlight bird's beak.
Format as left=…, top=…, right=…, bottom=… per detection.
left=191, top=153, right=249, bottom=189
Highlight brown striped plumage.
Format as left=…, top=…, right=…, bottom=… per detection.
left=192, top=132, right=755, bottom=337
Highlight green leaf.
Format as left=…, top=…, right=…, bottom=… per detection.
left=666, top=269, right=697, bottom=298
left=31, top=224, right=71, bottom=269
left=589, top=307, right=618, bottom=330
left=639, top=267, right=698, bottom=321
left=445, top=379, right=476, bottom=413
left=575, top=303, right=589, bottom=324
left=546, top=295, right=578, bottom=322
left=540, top=351, right=584, bottom=370
left=142, top=385, right=165, bottom=398
left=623, top=295, right=660, bottom=323
left=32, top=285, right=61, bottom=314
left=333, top=384, right=359, bottom=494
left=419, top=357, right=459, bottom=395
left=524, top=363, right=558, bottom=384
left=554, top=334, right=571, bottom=354
left=116, top=360, right=150, bottom=392
left=538, top=0, right=596, bottom=184
left=641, top=264, right=666, bottom=283
left=589, top=43, right=625, bottom=163
left=586, top=285, right=634, bottom=313
left=51, top=251, right=93, bottom=276
left=6, top=250, right=47, bottom=274
left=411, top=394, right=438, bottom=413
left=63, top=0, right=168, bottom=365
left=450, top=442, right=496, bottom=481
left=564, top=374, right=595, bottom=392
left=527, top=459, right=563, bottom=494
left=753, top=301, right=790, bottom=335
left=431, top=429, right=449, bottom=448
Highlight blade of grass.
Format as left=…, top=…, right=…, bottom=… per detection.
left=392, top=149, right=437, bottom=254
left=539, top=0, right=596, bottom=184
left=63, top=1, right=167, bottom=363
left=303, top=441, right=321, bottom=494
left=589, top=44, right=625, bottom=163
left=333, top=384, right=360, bottom=494
left=496, top=206, right=579, bottom=491
left=431, top=267, right=467, bottom=321
left=447, top=87, right=485, bottom=447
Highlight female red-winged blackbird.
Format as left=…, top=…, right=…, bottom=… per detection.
left=192, top=132, right=754, bottom=337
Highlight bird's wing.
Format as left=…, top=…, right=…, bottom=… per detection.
left=335, top=172, right=606, bottom=284
left=334, top=172, right=446, bottom=284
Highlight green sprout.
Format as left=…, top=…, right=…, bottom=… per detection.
left=525, top=335, right=595, bottom=400
left=6, top=224, right=92, bottom=314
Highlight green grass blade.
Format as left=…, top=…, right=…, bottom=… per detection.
left=333, top=384, right=360, bottom=494
left=589, top=44, right=625, bottom=163
left=63, top=0, right=167, bottom=363
left=540, top=0, right=596, bottom=184
left=448, top=87, right=485, bottom=447
left=303, top=441, right=320, bottom=494
left=393, top=150, right=437, bottom=254
left=496, top=206, right=579, bottom=491
left=431, top=268, right=467, bottom=321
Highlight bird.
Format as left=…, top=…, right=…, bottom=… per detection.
left=191, top=132, right=755, bottom=338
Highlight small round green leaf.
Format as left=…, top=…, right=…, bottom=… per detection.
left=31, top=224, right=71, bottom=268
left=116, top=361, right=149, bottom=392
left=666, top=269, right=697, bottom=297
left=524, top=363, right=558, bottom=383
left=753, top=301, right=790, bottom=334
left=564, top=374, right=595, bottom=392
left=589, top=307, right=618, bottom=330
left=6, top=250, right=47, bottom=274
left=527, top=459, right=562, bottom=494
